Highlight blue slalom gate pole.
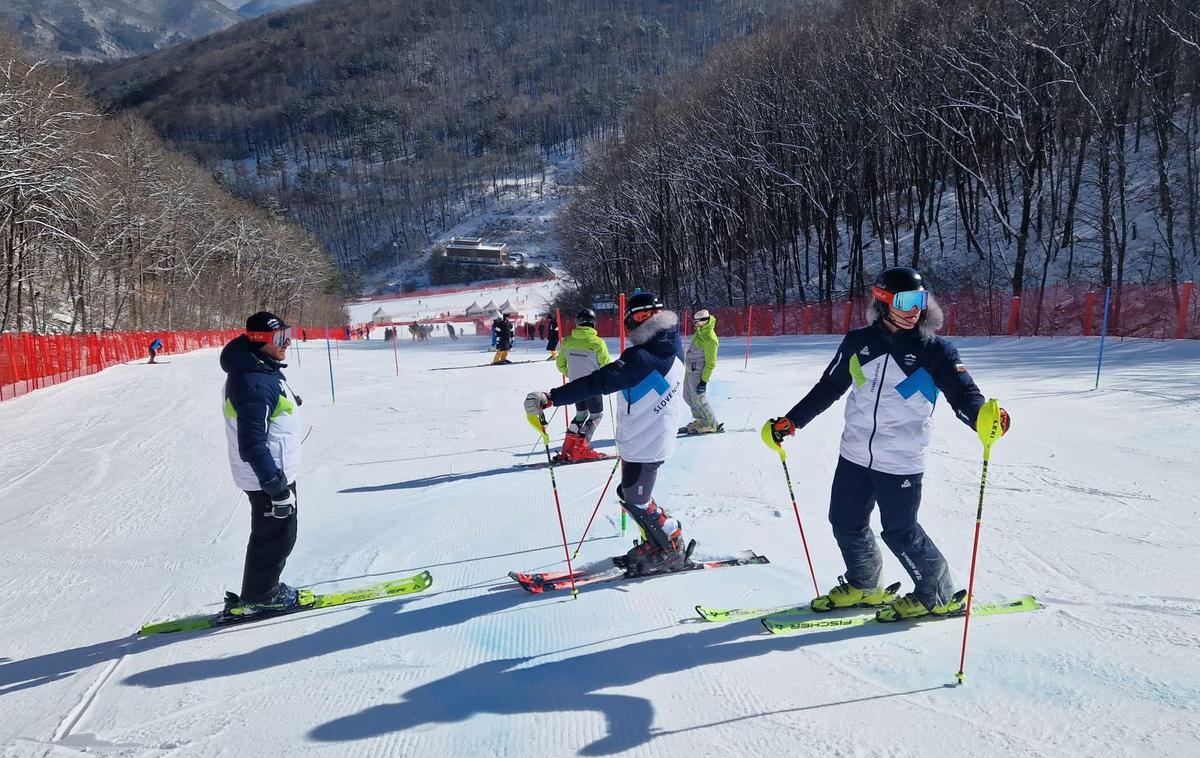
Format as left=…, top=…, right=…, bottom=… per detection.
left=325, top=333, right=337, bottom=403
left=1094, top=286, right=1111, bottom=390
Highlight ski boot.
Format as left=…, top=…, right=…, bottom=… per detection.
left=680, top=420, right=722, bottom=435
left=227, top=582, right=302, bottom=617
left=553, top=432, right=584, bottom=463
left=570, top=437, right=607, bottom=461
left=810, top=576, right=901, bottom=612
left=876, top=589, right=967, bottom=622
left=622, top=534, right=690, bottom=577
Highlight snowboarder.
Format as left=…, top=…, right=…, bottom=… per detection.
left=147, top=337, right=163, bottom=364
left=766, top=267, right=1010, bottom=621
left=545, top=315, right=559, bottom=360
left=681, top=309, right=721, bottom=433
left=492, top=313, right=515, bottom=364
left=554, top=307, right=612, bottom=461
left=220, top=311, right=304, bottom=614
left=525, top=291, right=689, bottom=575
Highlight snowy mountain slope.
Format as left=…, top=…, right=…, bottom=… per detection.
left=0, top=307, right=1197, bottom=755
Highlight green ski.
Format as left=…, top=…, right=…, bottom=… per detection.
left=140, top=570, right=434, bottom=635
left=761, top=595, right=1043, bottom=635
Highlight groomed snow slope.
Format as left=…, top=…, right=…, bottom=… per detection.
left=1, top=325, right=1198, bottom=757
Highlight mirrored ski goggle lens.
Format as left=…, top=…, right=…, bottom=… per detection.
left=891, top=290, right=927, bottom=311
left=273, top=327, right=294, bottom=346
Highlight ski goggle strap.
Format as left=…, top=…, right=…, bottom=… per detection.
left=873, top=286, right=927, bottom=311
left=245, top=326, right=294, bottom=346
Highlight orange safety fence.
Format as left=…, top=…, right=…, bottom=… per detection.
left=0, top=325, right=352, bottom=403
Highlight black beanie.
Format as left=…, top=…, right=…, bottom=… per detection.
left=246, top=311, right=288, bottom=346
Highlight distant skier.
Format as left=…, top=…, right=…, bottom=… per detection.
left=554, top=307, right=612, bottom=461
left=681, top=309, right=721, bottom=434
left=525, top=291, right=689, bottom=574
left=492, top=313, right=515, bottom=364
left=545, top=315, right=559, bottom=360
left=446, top=323, right=457, bottom=341
left=220, top=311, right=304, bottom=614
left=766, top=267, right=1010, bottom=621
left=490, top=317, right=502, bottom=350
left=147, top=337, right=163, bottom=364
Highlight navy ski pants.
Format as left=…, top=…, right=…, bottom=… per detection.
left=828, top=457, right=954, bottom=607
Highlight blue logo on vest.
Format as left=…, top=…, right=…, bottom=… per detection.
left=895, top=367, right=939, bottom=404
left=624, top=371, right=671, bottom=405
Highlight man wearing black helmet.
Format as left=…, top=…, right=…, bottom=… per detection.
left=554, top=307, right=612, bottom=462
left=766, top=268, right=1010, bottom=622
left=220, top=311, right=305, bottom=615
left=525, top=291, right=690, bottom=574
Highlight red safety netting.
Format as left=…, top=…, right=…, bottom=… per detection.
left=561, top=282, right=1198, bottom=341
left=0, top=325, right=352, bottom=402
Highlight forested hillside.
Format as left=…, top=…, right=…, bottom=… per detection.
left=0, top=35, right=343, bottom=334
left=85, top=0, right=795, bottom=273
left=558, top=0, right=1200, bottom=313
left=0, top=0, right=241, bottom=60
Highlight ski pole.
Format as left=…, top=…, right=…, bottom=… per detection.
left=606, top=393, right=627, bottom=535
left=955, top=398, right=1005, bottom=685
left=526, top=410, right=579, bottom=599
left=761, top=421, right=820, bottom=598
left=573, top=456, right=621, bottom=558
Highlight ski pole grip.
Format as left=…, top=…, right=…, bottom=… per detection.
left=761, top=420, right=786, bottom=461
left=975, top=398, right=1002, bottom=455
left=526, top=412, right=549, bottom=443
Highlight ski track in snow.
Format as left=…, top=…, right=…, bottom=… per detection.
left=1, top=310, right=1198, bottom=757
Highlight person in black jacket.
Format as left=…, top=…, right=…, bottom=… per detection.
left=492, top=313, right=515, bottom=364
left=767, top=267, right=1010, bottom=622
left=220, top=311, right=304, bottom=614
left=545, top=315, right=560, bottom=360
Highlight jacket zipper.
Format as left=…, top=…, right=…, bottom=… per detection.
left=866, top=357, right=887, bottom=469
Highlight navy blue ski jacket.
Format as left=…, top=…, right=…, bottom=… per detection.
left=785, top=322, right=985, bottom=475
left=220, top=335, right=302, bottom=491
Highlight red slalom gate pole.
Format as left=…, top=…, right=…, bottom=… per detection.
left=744, top=305, right=753, bottom=370
left=557, top=308, right=567, bottom=432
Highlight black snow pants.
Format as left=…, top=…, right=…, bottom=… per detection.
left=241, top=482, right=298, bottom=601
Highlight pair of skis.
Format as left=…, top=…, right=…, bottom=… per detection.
left=139, top=570, right=434, bottom=635
left=509, top=542, right=770, bottom=594
left=695, top=591, right=1044, bottom=635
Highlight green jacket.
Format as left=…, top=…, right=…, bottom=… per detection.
left=686, top=315, right=718, bottom=382
left=556, top=326, right=612, bottom=379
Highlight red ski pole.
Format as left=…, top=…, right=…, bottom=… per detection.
left=573, top=456, right=621, bottom=558
left=761, top=421, right=820, bottom=598
left=955, top=399, right=1005, bottom=685
left=527, top=410, right=579, bottom=599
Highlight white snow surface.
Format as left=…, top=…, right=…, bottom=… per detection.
left=2, top=305, right=1199, bottom=756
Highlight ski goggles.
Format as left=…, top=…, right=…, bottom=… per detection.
left=245, top=326, right=294, bottom=347
left=872, top=286, right=927, bottom=311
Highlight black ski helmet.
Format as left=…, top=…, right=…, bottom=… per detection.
left=874, top=266, right=924, bottom=296
left=872, top=266, right=929, bottom=328
left=576, top=307, right=597, bottom=327
left=624, top=291, right=663, bottom=332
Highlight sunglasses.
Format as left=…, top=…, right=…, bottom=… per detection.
left=245, top=326, right=294, bottom=347
left=873, top=286, right=927, bottom=311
